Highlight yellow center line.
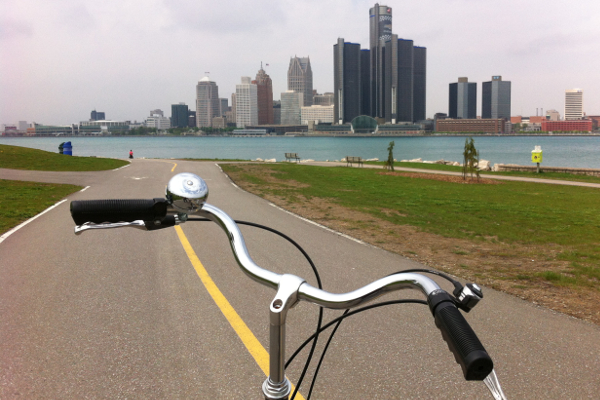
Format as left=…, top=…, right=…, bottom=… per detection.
left=174, top=226, right=305, bottom=400
left=171, top=163, right=177, bottom=172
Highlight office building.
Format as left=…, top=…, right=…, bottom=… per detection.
left=18, top=121, right=29, bottom=132
left=482, top=76, right=511, bottom=119
left=273, top=101, right=281, bottom=125
left=369, top=4, right=392, bottom=118
left=231, top=93, right=237, bottom=125
left=288, top=56, right=313, bottom=106
left=546, top=109, right=560, bottom=121
left=219, top=98, right=228, bottom=117
left=146, top=111, right=170, bottom=130
left=565, top=89, right=583, bottom=120
left=171, top=103, right=189, bottom=128
left=236, top=77, right=258, bottom=128
left=196, top=77, right=220, bottom=128
left=413, top=46, right=427, bottom=122
left=449, top=77, right=476, bottom=119
left=542, top=120, right=592, bottom=132
left=436, top=118, right=505, bottom=133
left=313, top=92, right=334, bottom=106
left=301, top=105, right=334, bottom=125
left=188, top=110, right=196, bottom=127
left=90, top=110, right=105, bottom=121
left=281, top=91, right=304, bottom=125
left=384, top=36, right=413, bottom=123
left=360, top=49, right=371, bottom=116
left=334, top=38, right=362, bottom=124
left=330, top=3, right=427, bottom=123
left=255, top=65, right=274, bottom=124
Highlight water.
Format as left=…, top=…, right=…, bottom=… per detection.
left=2, top=135, right=600, bottom=169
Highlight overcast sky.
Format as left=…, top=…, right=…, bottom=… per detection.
left=1, top=0, right=599, bottom=126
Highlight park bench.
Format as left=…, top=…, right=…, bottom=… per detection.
left=346, top=156, right=363, bottom=167
left=285, top=153, right=300, bottom=163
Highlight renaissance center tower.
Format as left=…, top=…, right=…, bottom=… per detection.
left=370, top=4, right=392, bottom=118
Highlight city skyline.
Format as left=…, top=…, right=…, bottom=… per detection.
left=1, top=0, right=599, bottom=126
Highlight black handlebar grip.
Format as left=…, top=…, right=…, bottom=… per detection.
left=70, top=199, right=168, bottom=225
left=428, top=290, right=493, bottom=381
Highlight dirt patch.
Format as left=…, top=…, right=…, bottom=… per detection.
left=224, top=165, right=600, bottom=325
left=378, top=171, right=502, bottom=184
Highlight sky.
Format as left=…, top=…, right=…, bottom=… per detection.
left=1, top=0, right=599, bottom=126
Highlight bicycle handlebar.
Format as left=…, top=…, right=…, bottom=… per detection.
left=69, top=172, right=495, bottom=385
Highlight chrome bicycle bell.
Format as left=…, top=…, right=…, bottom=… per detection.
left=166, top=172, right=208, bottom=213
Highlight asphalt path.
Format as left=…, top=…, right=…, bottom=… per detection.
left=1, top=160, right=599, bottom=399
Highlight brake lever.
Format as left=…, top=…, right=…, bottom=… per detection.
left=74, top=215, right=181, bottom=235
left=74, top=220, right=147, bottom=235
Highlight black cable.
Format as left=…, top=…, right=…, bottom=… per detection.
left=286, top=299, right=427, bottom=367
left=307, top=309, right=349, bottom=400
left=186, top=216, right=324, bottom=399
left=186, top=218, right=430, bottom=397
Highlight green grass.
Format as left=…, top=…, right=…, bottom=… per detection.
left=366, top=160, right=600, bottom=184
left=0, top=180, right=82, bottom=234
left=221, top=163, right=600, bottom=288
left=0, top=144, right=128, bottom=171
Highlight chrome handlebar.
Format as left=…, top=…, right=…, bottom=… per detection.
left=197, top=203, right=442, bottom=308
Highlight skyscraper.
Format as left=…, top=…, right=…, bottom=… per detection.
left=482, top=76, right=511, bottom=119
left=196, top=77, right=220, bottom=128
left=334, top=38, right=362, bottom=124
left=255, top=65, right=274, bottom=124
left=565, top=89, right=583, bottom=120
left=369, top=4, right=392, bottom=118
left=449, top=77, right=476, bottom=119
left=171, top=103, right=189, bottom=129
left=287, top=56, right=313, bottom=107
left=235, top=77, right=258, bottom=128
left=332, top=3, right=427, bottom=124
left=281, top=91, right=304, bottom=125
left=219, top=98, right=228, bottom=116
left=360, top=49, right=371, bottom=115
left=384, top=36, right=413, bottom=123
left=412, top=46, right=427, bottom=122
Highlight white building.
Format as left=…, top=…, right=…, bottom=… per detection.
left=301, top=105, right=334, bottom=125
left=281, top=91, right=304, bottom=125
left=145, top=114, right=171, bottom=130
left=236, top=77, right=258, bottom=128
left=565, top=89, right=583, bottom=120
left=546, top=109, right=560, bottom=121
left=196, top=77, right=220, bottom=128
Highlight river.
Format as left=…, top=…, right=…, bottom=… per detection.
left=2, top=135, right=600, bottom=169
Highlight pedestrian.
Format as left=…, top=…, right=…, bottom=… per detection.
left=129, top=150, right=133, bottom=159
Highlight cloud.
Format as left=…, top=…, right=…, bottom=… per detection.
left=162, top=0, right=287, bottom=34
left=0, top=19, right=33, bottom=40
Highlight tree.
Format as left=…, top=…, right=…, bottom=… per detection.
left=462, top=137, right=479, bottom=180
left=384, top=141, right=395, bottom=171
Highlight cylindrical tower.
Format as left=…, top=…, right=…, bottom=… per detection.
left=369, top=4, right=392, bottom=118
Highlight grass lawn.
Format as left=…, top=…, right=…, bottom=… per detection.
left=221, top=163, right=600, bottom=294
left=0, top=180, right=82, bottom=235
left=0, top=144, right=128, bottom=171
left=369, top=161, right=600, bottom=184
